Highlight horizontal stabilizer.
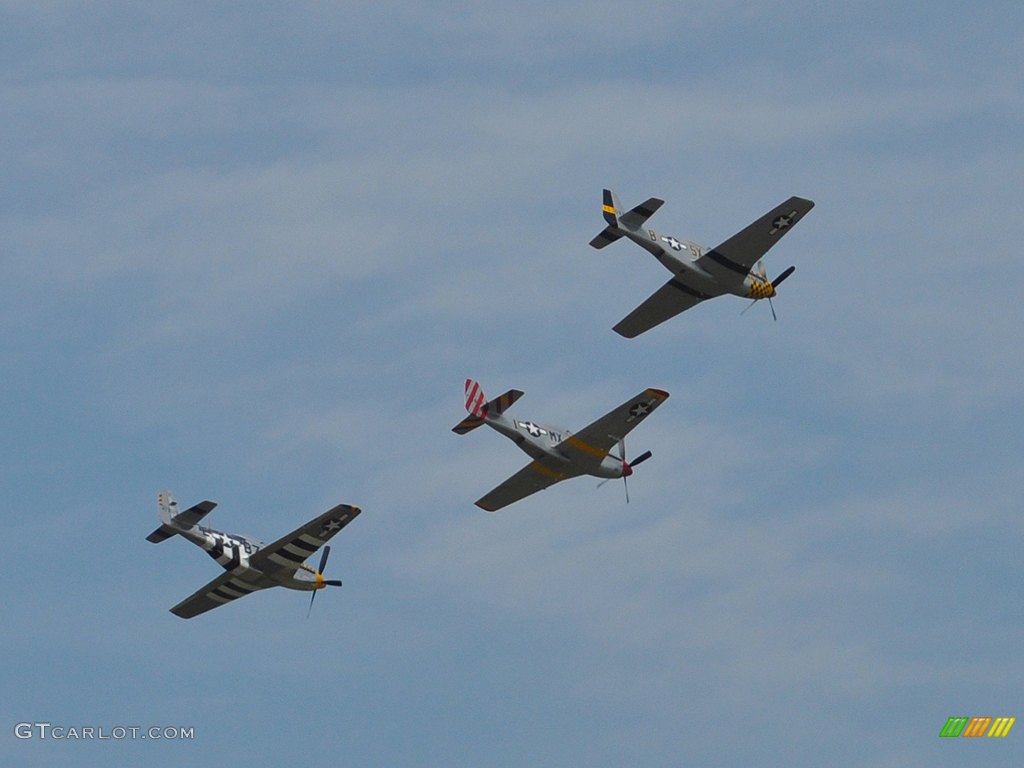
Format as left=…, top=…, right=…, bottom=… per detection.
left=453, top=414, right=485, bottom=434
left=173, top=500, right=217, bottom=527
left=453, top=389, right=524, bottom=434
left=619, top=197, right=664, bottom=230
left=146, top=499, right=217, bottom=543
left=146, top=524, right=178, bottom=544
left=489, top=388, right=523, bottom=415
left=589, top=226, right=623, bottom=249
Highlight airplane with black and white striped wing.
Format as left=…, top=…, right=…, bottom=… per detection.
left=591, top=189, right=814, bottom=337
left=146, top=491, right=360, bottom=619
left=453, top=379, right=669, bottom=511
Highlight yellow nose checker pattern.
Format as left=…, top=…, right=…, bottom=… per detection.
left=747, top=280, right=777, bottom=300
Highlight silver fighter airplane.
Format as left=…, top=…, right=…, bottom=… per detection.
left=591, top=189, right=815, bottom=336
left=146, top=491, right=360, bottom=618
left=453, top=379, right=669, bottom=511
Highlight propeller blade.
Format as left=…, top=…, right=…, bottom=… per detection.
left=623, top=475, right=630, bottom=504
left=740, top=299, right=758, bottom=316
left=317, top=545, right=331, bottom=575
left=771, top=265, right=795, bottom=288
left=756, top=259, right=767, bottom=279
left=307, top=545, right=339, bottom=617
left=630, top=450, right=653, bottom=467
left=768, top=296, right=777, bottom=321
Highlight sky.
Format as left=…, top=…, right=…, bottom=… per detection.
left=2, top=2, right=1022, bottom=766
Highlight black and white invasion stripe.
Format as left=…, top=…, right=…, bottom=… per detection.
left=267, top=533, right=323, bottom=568
left=208, top=579, right=260, bottom=605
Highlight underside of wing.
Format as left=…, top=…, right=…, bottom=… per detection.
left=170, top=571, right=271, bottom=619
left=696, top=196, right=814, bottom=285
left=559, top=388, right=670, bottom=470
left=249, top=504, right=362, bottom=572
left=614, top=277, right=718, bottom=338
left=476, top=459, right=581, bottom=512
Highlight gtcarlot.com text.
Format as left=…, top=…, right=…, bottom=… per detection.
left=14, top=722, right=194, bottom=741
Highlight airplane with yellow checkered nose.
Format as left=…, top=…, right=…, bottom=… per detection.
left=590, top=189, right=814, bottom=336
left=453, top=379, right=669, bottom=511
left=146, top=491, right=360, bottom=618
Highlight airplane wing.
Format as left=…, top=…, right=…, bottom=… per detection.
left=170, top=571, right=271, bottom=619
left=613, top=277, right=719, bottom=338
left=248, top=504, right=361, bottom=572
left=696, top=196, right=814, bottom=285
left=557, top=388, right=670, bottom=471
left=475, top=459, right=583, bottom=512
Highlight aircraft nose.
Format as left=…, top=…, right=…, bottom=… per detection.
left=622, top=461, right=634, bottom=478
left=315, top=572, right=326, bottom=589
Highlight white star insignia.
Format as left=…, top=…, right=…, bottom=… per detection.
left=769, top=211, right=797, bottom=234
left=319, top=519, right=342, bottom=536
left=518, top=421, right=546, bottom=437
left=626, top=401, right=653, bottom=422
left=661, top=236, right=684, bottom=251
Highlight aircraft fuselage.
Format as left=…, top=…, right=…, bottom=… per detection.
left=484, top=413, right=626, bottom=479
left=621, top=227, right=772, bottom=300
left=177, top=525, right=319, bottom=591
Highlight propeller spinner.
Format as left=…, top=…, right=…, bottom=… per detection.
left=598, top=440, right=654, bottom=503
left=743, top=264, right=796, bottom=321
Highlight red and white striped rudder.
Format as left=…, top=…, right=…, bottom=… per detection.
left=465, top=378, right=487, bottom=417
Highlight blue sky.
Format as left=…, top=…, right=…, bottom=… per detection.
left=2, top=2, right=1022, bottom=766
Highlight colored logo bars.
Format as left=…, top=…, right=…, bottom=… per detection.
left=940, top=716, right=1015, bottom=738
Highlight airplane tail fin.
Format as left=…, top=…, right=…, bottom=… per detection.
left=146, top=490, right=217, bottom=543
left=589, top=189, right=624, bottom=249
left=465, top=378, right=487, bottom=418
left=589, top=189, right=665, bottom=248
left=452, top=379, right=524, bottom=434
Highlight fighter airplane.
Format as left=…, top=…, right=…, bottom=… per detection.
left=590, top=189, right=814, bottom=336
left=146, top=491, right=360, bottom=618
left=453, top=379, right=669, bottom=511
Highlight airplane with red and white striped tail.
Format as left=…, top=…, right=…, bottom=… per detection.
left=453, top=379, right=669, bottom=511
